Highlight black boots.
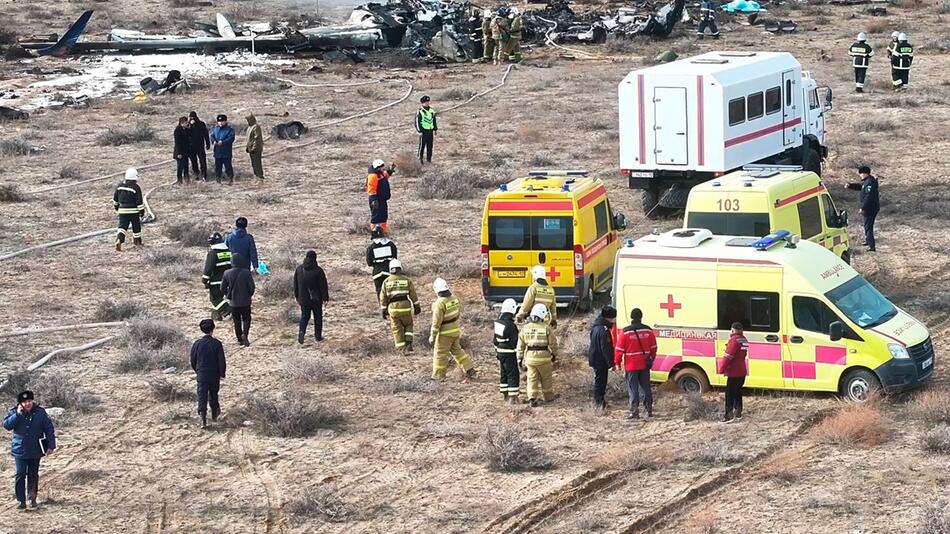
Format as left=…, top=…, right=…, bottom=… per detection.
left=298, top=332, right=305, bottom=345
left=133, top=237, right=143, bottom=246
left=201, top=414, right=208, bottom=429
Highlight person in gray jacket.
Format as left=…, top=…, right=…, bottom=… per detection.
left=221, top=252, right=255, bottom=346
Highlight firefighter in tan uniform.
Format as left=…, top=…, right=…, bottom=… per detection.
left=429, top=278, right=476, bottom=380
left=480, top=9, right=494, bottom=63
left=490, top=9, right=509, bottom=65
left=517, top=304, right=558, bottom=407
left=379, top=259, right=421, bottom=351
left=516, top=265, right=557, bottom=327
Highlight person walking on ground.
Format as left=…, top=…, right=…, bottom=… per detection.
left=203, top=232, right=232, bottom=320
left=379, top=259, right=421, bottom=352
left=113, top=167, right=145, bottom=252
left=615, top=308, right=657, bottom=421
left=366, top=226, right=397, bottom=301
left=494, top=298, right=520, bottom=404
left=210, top=114, right=235, bottom=184
left=226, top=217, right=259, bottom=272
left=415, top=96, right=437, bottom=165
left=507, top=7, right=523, bottom=62
left=517, top=304, right=558, bottom=407
left=697, top=0, right=720, bottom=39
left=188, top=111, right=210, bottom=181
left=430, top=278, right=476, bottom=380
left=890, top=33, right=914, bottom=92
left=848, top=33, right=874, bottom=93
left=190, top=319, right=226, bottom=429
left=588, top=305, right=617, bottom=411
left=846, top=166, right=880, bottom=252
left=294, top=250, right=330, bottom=344
left=721, top=322, right=749, bottom=423
left=3, top=390, right=55, bottom=510
left=366, top=159, right=395, bottom=234
left=221, top=252, right=255, bottom=346
left=173, top=116, right=192, bottom=185
left=245, top=114, right=265, bottom=181
left=481, top=9, right=495, bottom=63
left=516, top=265, right=557, bottom=327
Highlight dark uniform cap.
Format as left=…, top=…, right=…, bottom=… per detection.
left=199, top=319, right=215, bottom=333
left=858, top=166, right=871, bottom=174
left=17, top=390, right=34, bottom=403
left=601, top=305, right=617, bottom=319
left=217, top=114, right=227, bottom=122
left=420, top=95, right=431, bottom=103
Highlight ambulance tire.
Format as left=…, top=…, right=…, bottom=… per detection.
left=577, top=278, right=594, bottom=312
left=803, top=148, right=821, bottom=176
left=841, top=250, right=851, bottom=265
left=840, top=369, right=881, bottom=402
left=673, top=367, right=710, bottom=395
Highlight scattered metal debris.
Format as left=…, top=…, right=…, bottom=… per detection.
left=272, top=121, right=309, bottom=140
left=0, top=106, right=29, bottom=121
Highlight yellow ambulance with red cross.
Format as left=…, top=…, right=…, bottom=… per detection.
left=612, top=228, right=934, bottom=401
left=481, top=171, right=626, bottom=311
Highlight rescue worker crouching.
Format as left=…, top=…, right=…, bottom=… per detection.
left=849, top=32, right=873, bottom=93
left=494, top=298, right=520, bottom=403
left=379, top=259, right=421, bottom=351
left=517, top=303, right=558, bottom=407
left=113, top=167, right=145, bottom=251
left=203, top=232, right=232, bottom=320
left=430, top=278, right=476, bottom=380
left=366, top=225, right=398, bottom=302
left=516, top=265, right=557, bottom=327
left=367, top=159, right=395, bottom=234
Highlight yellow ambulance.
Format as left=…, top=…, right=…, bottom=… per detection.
left=684, top=167, right=852, bottom=262
left=612, top=228, right=934, bottom=401
left=481, top=171, right=626, bottom=311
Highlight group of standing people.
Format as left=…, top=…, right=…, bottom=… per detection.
left=172, top=112, right=265, bottom=184
left=478, top=6, right=523, bottom=65
left=848, top=31, right=914, bottom=93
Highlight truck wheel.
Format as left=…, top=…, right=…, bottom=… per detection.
left=803, top=148, right=821, bottom=176
left=674, top=367, right=710, bottom=395
left=658, top=186, right=689, bottom=209
left=841, top=250, right=851, bottom=265
left=839, top=369, right=882, bottom=402
left=642, top=189, right=661, bottom=219
left=577, top=277, right=594, bottom=312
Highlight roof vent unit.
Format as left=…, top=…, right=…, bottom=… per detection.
left=692, top=58, right=729, bottom=64
left=719, top=51, right=757, bottom=57
left=658, top=228, right=714, bottom=248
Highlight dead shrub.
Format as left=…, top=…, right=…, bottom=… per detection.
left=64, top=468, right=105, bottom=485
left=250, top=193, right=282, bottom=205
left=865, top=19, right=889, bottom=34
left=516, top=124, right=543, bottom=143
left=148, top=376, right=195, bottom=402
left=235, top=391, right=345, bottom=437
left=484, top=151, right=512, bottom=168
left=324, top=132, right=355, bottom=144
left=593, top=447, right=670, bottom=472
left=811, top=403, right=892, bottom=447
left=476, top=425, right=554, bottom=472
left=279, top=303, right=302, bottom=325
left=259, top=271, right=295, bottom=301
left=0, top=368, right=31, bottom=397
left=345, top=213, right=369, bottom=235
left=33, top=370, right=99, bottom=412
left=911, top=390, right=950, bottom=424
left=0, top=25, right=15, bottom=45
left=529, top=153, right=556, bottom=167
left=854, top=116, right=898, bottom=133
left=393, top=151, right=423, bottom=178
left=283, top=352, right=342, bottom=383
left=286, top=485, right=356, bottom=521
left=881, top=96, right=922, bottom=108
left=356, top=86, right=378, bottom=99
left=920, top=499, right=950, bottom=533
left=693, top=440, right=746, bottom=466
left=95, top=122, right=157, bottom=146
left=163, top=220, right=218, bottom=247
left=685, top=392, right=720, bottom=421
left=804, top=495, right=856, bottom=513
left=683, top=506, right=720, bottom=534
left=758, top=450, right=806, bottom=483
left=267, top=247, right=300, bottom=272
left=57, top=165, right=83, bottom=181
left=322, top=106, right=344, bottom=119
left=387, top=375, right=438, bottom=394
left=922, top=424, right=950, bottom=454
left=117, top=317, right=188, bottom=373
left=0, top=184, right=26, bottom=203
left=0, top=138, right=31, bottom=157
left=442, top=87, right=477, bottom=101
left=144, top=247, right=193, bottom=267
left=417, top=167, right=477, bottom=200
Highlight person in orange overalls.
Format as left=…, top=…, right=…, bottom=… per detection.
left=366, top=159, right=395, bottom=234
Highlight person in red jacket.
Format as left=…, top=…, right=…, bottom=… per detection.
left=721, top=322, right=749, bottom=423
left=614, top=308, right=657, bottom=420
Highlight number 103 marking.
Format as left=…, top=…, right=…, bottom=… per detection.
left=717, top=198, right=740, bottom=211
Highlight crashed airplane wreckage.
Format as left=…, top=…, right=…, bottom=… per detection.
left=19, top=0, right=685, bottom=62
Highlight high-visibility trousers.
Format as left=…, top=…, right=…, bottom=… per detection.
left=432, top=332, right=474, bottom=379
left=209, top=285, right=231, bottom=318
left=508, top=38, right=522, bottom=61
left=526, top=359, right=554, bottom=402
left=389, top=312, right=414, bottom=349
left=483, top=37, right=496, bottom=60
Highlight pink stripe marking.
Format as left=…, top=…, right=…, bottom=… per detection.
left=725, top=117, right=802, bottom=148
left=748, top=342, right=782, bottom=360
left=870, top=328, right=906, bottom=348
left=682, top=340, right=715, bottom=357
left=653, top=355, right=682, bottom=372
left=637, top=74, right=646, bottom=163
left=696, top=75, right=705, bottom=166
left=815, top=346, right=847, bottom=365
left=782, top=361, right=816, bottom=380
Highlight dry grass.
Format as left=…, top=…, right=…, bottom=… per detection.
left=392, top=151, right=423, bottom=178
left=685, top=392, right=720, bottom=421
left=922, top=424, right=950, bottom=454
left=442, top=87, right=477, bottom=101
left=259, top=271, right=295, bottom=301
left=286, top=485, right=357, bottom=521
left=387, top=375, right=438, bottom=394
left=144, top=247, right=194, bottom=267
left=33, top=370, right=99, bottom=412
left=529, top=153, right=557, bottom=167
left=283, top=352, right=342, bottom=383
left=0, top=183, right=26, bottom=203
left=683, top=506, right=719, bottom=534
left=235, top=391, right=345, bottom=437
left=516, top=124, right=543, bottom=144
left=475, top=425, right=554, bottom=472
left=64, top=468, right=106, bottom=485
left=865, top=19, right=889, bottom=34
left=57, top=165, right=83, bottom=181
left=164, top=220, right=218, bottom=247
left=757, top=450, right=807, bottom=483
left=117, top=317, right=189, bottom=373
left=920, top=499, right=950, bottom=533
left=593, top=447, right=672, bottom=472
left=416, top=166, right=507, bottom=200
left=0, top=368, right=31, bottom=397
left=692, top=440, right=747, bottom=466
left=811, top=402, right=892, bottom=447
left=911, top=390, right=950, bottom=424
left=854, top=116, right=898, bottom=133
left=148, top=376, right=195, bottom=403
left=0, top=138, right=31, bottom=157
left=250, top=193, right=283, bottom=205
left=95, top=122, right=157, bottom=146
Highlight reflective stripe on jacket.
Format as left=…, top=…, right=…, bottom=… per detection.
left=202, top=244, right=232, bottom=285
left=415, top=108, right=437, bottom=132
left=113, top=180, right=144, bottom=214
left=494, top=314, right=518, bottom=355
left=614, top=324, right=657, bottom=372
left=431, top=295, right=462, bottom=337
left=892, top=43, right=914, bottom=69
left=515, top=282, right=557, bottom=324
left=849, top=42, right=873, bottom=68
left=380, top=274, right=416, bottom=315
left=517, top=321, right=557, bottom=365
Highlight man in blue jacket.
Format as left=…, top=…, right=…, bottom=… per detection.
left=209, top=113, right=236, bottom=184
left=3, top=390, right=56, bottom=510
left=190, top=319, right=227, bottom=429
left=225, top=217, right=259, bottom=272
left=588, top=305, right=617, bottom=411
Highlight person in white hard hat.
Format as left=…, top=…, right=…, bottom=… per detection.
left=494, top=298, right=521, bottom=403
left=379, top=259, right=420, bottom=352
left=515, top=265, right=557, bottom=326
left=112, top=167, right=145, bottom=251
left=890, top=32, right=914, bottom=91
left=848, top=32, right=874, bottom=93
left=507, top=7, right=523, bottom=62
left=517, top=303, right=558, bottom=407
left=886, top=30, right=900, bottom=60
left=480, top=9, right=495, bottom=62
left=366, top=158, right=395, bottom=234
left=430, top=278, right=476, bottom=380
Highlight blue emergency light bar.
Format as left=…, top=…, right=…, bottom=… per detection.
left=527, top=170, right=589, bottom=177
left=751, top=230, right=791, bottom=250
left=499, top=183, right=508, bottom=191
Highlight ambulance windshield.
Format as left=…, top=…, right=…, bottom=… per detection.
left=686, top=212, right=771, bottom=237
left=825, top=276, right=897, bottom=329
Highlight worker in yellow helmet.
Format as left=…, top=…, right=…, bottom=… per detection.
left=379, top=259, right=421, bottom=352
left=515, top=265, right=557, bottom=327
left=517, top=303, right=558, bottom=407
left=429, top=278, right=476, bottom=380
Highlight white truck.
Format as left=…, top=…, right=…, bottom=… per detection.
left=618, top=51, right=833, bottom=217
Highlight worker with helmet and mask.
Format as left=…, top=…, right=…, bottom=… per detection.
left=367, top=159, right=395, bottom=234
left=515, top=265, right=557, bottom=327
left=203, top=232, right=232, bottom=320
left=849, top=33, right=874, bottom=93
left=507, top=7, right=523, bottom=62
left=366, top=225, right=398, bottom=302
left=891, top=32, right=914, bottom=91
left=491, top=7, right=510, bottom=65
left=517, top=303, right=558, bottom=407
left=481, top=9, right=495, bottom=62
left=430, top=278, right=476, bottom=380
left=113, top=167, right=145, bottom=252
left=494, top=298, right=520, bottom=403
left=379, top=259, right=421, bottom=352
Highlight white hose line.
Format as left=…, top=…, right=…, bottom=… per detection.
left=441, top=64, right=516, bottom=113
left=27, top=159, right=176, bottom=195
left=537, top=17, right=606, bottom=60
left=0, top=335, right=118, bottom=392
left=0, top=322, right=126, bottom=339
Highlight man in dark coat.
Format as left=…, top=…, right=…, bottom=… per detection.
left=221, top=252, right=255, bottom=346
left=588, top=305, right=617, bottom=411
left=294, top=250, right=330, bottom=344
left=3, top=390, right=56, bottom=510
left=188, top=111, right=210, bottom=181
left=190, top=319, right=227, bottom=429
left=846, top=165, right=881, bottom=252
left=173, top=116, right=191, bottom=184
left=226, top=217, right=259, bottom=272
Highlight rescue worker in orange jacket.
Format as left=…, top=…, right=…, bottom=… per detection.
left=614, top=308, right=657, bottom=421
left=366, top=159, right=395, bottom=234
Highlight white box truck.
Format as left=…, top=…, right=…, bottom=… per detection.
left=618, top=51, right=833, bottom=217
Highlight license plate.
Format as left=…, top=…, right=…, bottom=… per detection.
left=922, top=357, right=933, bottom=369
left=496, top=270, right=525, bottom=279
left=630, top=171, right=654, bottom=178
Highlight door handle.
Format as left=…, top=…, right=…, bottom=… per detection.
left=790, top=336, right=804, bottom=344
left=538, top=252, right=546, bottom=264
left=765, top=334, right=779, bottom=342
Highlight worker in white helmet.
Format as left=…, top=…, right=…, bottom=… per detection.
left=366, top=158, right=395, bottom=234
left=507, top=7, right=523, bottom=62
left=480, top=9, right=495, bottom=62
left=515, top=265, right=557, bottom=327
left=494, top=298, right=520, bottom=403
left=112, top=168, right=144, bottom=251
left=517, top=303, right=558, bottom=407
left=886, top=30, right=899, bottom=60
left=848, top=32, right=874, bottom=93
left=379, top=259, right=421, bottom=352
left=430, top=278, right=476, bottom=380
left=890, top=32, right=914, bottom=92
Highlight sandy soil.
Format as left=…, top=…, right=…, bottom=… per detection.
left=0, top=1, right=948, bottom=532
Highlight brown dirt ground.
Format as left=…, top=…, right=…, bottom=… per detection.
left=1, top=1, right=949, bottom=532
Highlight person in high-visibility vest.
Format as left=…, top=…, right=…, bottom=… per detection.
left=848, top=33, right=874, bottom=93
left=516, top=265, right=557, bottom=327
left=202, top=232, right=232, bottom=320
left=517, top=303, right=558, bottom=407
left=379, top=260, right=420, bottom=351
left=430, top=278, right=476, bottom=380
left=414, top=95, right=437, bottom=164
left=494, top=298, right=520, bottom=403
left=890, top=33, right=914, bottom=91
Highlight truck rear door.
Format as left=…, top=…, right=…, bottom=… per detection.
left=653, top=86, right=689, bottom=165
left=488, top=216, right=533, bottom=288
left=781, top=70, right=798, bottom=146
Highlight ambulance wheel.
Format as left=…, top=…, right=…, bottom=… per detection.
left=841, top=250, right=851, bottom=265
left=674, top=367, right=710, bottom=395
left=840, top=369, right=881, bottom=402
left=577, top=278, right=594, bottom=312
left=803, top=148, right=821, bottom=176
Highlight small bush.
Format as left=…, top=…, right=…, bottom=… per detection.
left=417, top=167, right=478, bottom=200
left=345, top=213, right=369, bottom=235
left=0, top=25, right=16, bottom=45
left=117, top=317, right=188, bottom=373
left=804, top=495, right=855, bottom=513
left=250, top=193, right=282, bottom=205
left=0, top=183, right=26, bottom=203
left=144, top=247, right=193, bottom=267
left=356, top=86, right=378, bottom=99
left=279, top=303, right=302, bottom=325
left=260, top=271, right=295, bottom=301
left=516, top=124, right=542, bottom=143
left=387, top=375, right=438, bottom=394
left=920, top=499, right=950, bottom=534
left=865, top=19, right=889, bottom=34
left=34, top=370, right=98, bottom=412
left=322, top=106, right=344, bottom=119
left=235, top=391, right=345, bottom=437
left=922, top=424, right=950, bottom=454
left=324, top=132, right=355, bottom=144
left=685, top=392, right=720, bottom=421
left=64, top=469, right=105, bottom=485
left=0, top=138, right=31, bottom=157
left=811, top=403, right=892, bottom=447
left=286, top=485, right=356, bottom=521
left=476, top=425, right=554, bottom=472
left=393, top=151, right=423, bottom=178
left=442, top=87, right=477, bottom=101
left=854, top=116, right=898, bottom=133
left=693, top=440, right=746, bottom=466
left=95, top=122, right=157, bottom=146
left=881, top=97, right=922, bottom=109
left=163, top=220, right=217, bottom=247
left=115, top=66, right=130, bottom=77
left=758, top=450, right=805, bottom=482
left=912, top=390, right=950, bottom=424
left=0, top=368, right=32, bottom=397
left=283, top=353, right=342, bottom=383
left=148, top=376, right=195, bottom=402
left=58, top=165, right=83, bottom=181
left=529, top=153, right=556, bottom=167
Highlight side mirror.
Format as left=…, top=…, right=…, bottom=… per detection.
left=838, top=210, right=849, bottom=227
left=829, top=321, right=844, bottom=342
left=613, top=213, right=627, bottom=231
left=821, top=86, right=833, bottom=111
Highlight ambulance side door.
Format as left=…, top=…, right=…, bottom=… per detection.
left=783, top=294, right=848, bottom=392
left=819, top=193, right=849, bottom=257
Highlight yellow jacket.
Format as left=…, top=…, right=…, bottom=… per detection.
left=515, top=282, right=557, bottom=326
left=380, top=274, right=417, bottom=315
left=517, top=321, right=558, bottom=365
left=431, top=295, right=462, bottom=338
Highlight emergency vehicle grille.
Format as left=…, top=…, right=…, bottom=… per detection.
left=908, top=337, right=935, bottom=374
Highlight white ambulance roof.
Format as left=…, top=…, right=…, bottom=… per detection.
left=622, top=51, right=800, bottom=87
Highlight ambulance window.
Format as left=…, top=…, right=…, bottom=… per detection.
left=533, top=217, right=573, bottom=250
left=687, top=212, right=771, bottom=237
left=797, top=197, right=823, bottom=239
left=785, top=80, right=793, bottom=106
left=717, top=290, right=780, bottom=332
left=765, top=87, right=781, bottom=114
left=747, top=92, right=764, bottom=120
left=728, top=98, right=746, bottom=126
left=793, top=296, right=860, bottom=339
left=820, top=194, right=838, bottom=227
left=489, top=217, right=530, bottom=250
left=594, top=201, right=609, bottom=238
left=808, top=89, right=820, bottom=110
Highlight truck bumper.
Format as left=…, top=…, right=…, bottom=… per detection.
left=628, top=171, right=718, bottom=191
left=875, top=357, right=934, bottom=394
left=481, top=276, right=590, bottom=306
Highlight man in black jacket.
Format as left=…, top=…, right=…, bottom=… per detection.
left=113, top=167, right=145, bottom=251
left=188, top=111, right=210, bottom=181
left=173, top=116, right=191, bottom=184
left=494, top=298, right=520, bottom=404
left=366, top=226, right=398, bottom=302
left=294, top=250, right=330, bottom=344
left=588, top=305, right=617, bottom=410
left=846, top=166, right=880, bottom=252
left=190, top=319, right=226, bottom=429
left=221, top=252, right=255, bottom=346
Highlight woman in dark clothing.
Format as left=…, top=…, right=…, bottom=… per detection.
left=294, top=250, right=330, bottom=344
left=173, top=116, right=191, bottom=184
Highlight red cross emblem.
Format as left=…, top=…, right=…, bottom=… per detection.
left=546, top=266, right=561, bottom=282
left=660, top=294, right=682, bottom=318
